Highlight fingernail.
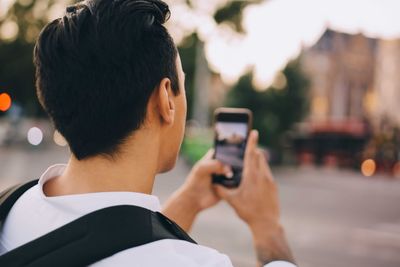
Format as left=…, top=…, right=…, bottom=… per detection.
left=253, top=130, right=259, bottom=138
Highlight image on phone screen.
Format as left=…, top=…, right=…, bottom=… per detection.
left=214, top=121, right=248, bottom=186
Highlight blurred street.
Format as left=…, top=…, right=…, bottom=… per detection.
left=2, top=0, right=400, bottom=266
left=1, top=145, right=399, bottom=267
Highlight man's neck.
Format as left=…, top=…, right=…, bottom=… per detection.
left=43, top=130, right=160, bottom=197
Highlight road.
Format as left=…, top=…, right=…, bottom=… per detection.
left=1, top=144, right=400, bottom=267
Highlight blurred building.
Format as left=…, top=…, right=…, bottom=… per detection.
left=374, top=39, right=400, bottom=128
left=294, top=29, right=400, bottom=168
left=302, top=29, right=377, bottom=124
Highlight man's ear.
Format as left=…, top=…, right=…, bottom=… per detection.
left=157, top=78, right=175, bottom=125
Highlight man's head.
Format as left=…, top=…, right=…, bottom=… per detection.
left=34, top=0, right=186, bottom=170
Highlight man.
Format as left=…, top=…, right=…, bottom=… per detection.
left=0, top=0, right=296, bottom=266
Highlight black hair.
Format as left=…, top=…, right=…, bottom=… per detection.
left=34, top=0, right=179, bottom=160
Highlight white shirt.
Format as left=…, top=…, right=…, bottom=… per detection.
left=0, top=164, right=296, bottom=267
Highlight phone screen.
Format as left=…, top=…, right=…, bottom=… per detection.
left=213, top=120, right=249, bottom=187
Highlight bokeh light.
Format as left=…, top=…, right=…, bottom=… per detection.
left=53, top=130, right=68, bottom=147
left=272, top=72, right=288, bottom=90
left=0, top=93, right=12, bottom=112
left=361, top=159, right=376, bottom=177
left=27, top=127, right=43, bottom=146
left=0, top=19, right=19, bottom=41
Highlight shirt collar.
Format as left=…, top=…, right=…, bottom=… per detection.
left=37, top=164, right=161, bottom=213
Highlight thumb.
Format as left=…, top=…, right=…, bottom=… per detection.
left=196, top=159, right=224, bottom=174
left=200, top=149, right=214, bottom=160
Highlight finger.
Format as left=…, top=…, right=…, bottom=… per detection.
left=220, top=164, right=234, bottom=178
left=197, top=159, right=222, bottom=173
left=200, top=149, right=215, bottom=160
left=196, top=159, right=232, bottom=177
left=256, top=149, right=274, bottom=182
left=241, top=130, right=260, bottom=184
left=214, top=184, right=238, bottom=202
left=243, top=130, right=259, bottom=168
left=199, top=149, right=234, bottom=176
left=210, top=161, right=233, bottom=177
left=261, top=149, right=270, bottom=162
left=245, top=130, right=259, bottom=158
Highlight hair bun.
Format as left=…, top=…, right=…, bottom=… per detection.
left=126, top=0, right=170, bottom=25
left=150, top=0, right=170, bottom=23
left=67, top=0, right=171, bottom=25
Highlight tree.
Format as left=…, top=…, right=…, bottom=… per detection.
left=225, top=59, right=310, bottom=161
left=214, top=0, right=260, bottom=33
left=0, top=0, right=72, bottom=117
left=177, top=33, right=198, bottom=120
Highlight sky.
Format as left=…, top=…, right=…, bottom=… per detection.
left=216, top=121, right=247, bottom=140
left=2, top=0, right=400, bottom=89
left=168, top=0, right=400, bottom=89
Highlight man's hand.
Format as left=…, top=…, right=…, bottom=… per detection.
left=162, top=150, right=232, bottom=232
left=214, top=130, right=279, bottom=230
left=215, top=130, right=295, bottom=266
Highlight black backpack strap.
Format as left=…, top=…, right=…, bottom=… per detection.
left=0, top=180, right=38, bottom=223
left=0, top=202, right=196, bottom=267
left=152, top=211, right=196, bottom=244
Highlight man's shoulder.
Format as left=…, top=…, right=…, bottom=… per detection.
left=93, top=239, right=233, bottom=267
left=0, top=185, right=233, bottom=266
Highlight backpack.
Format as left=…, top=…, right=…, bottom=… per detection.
left=0, top=180, right=196, bottom=267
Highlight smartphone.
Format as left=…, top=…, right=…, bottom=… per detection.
left=212, top=107, right=252, bottom=188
